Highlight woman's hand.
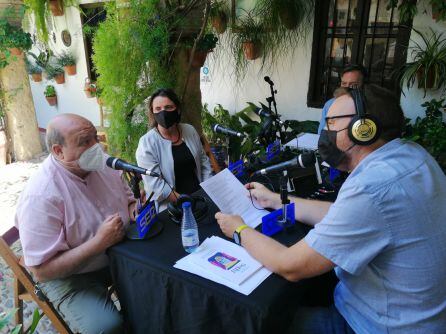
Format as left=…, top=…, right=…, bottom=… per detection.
left=245, top=182, right=281, bottom=210
left=215, top=212, right=245, bottom=238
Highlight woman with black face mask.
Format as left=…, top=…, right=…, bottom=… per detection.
left=136, top=88, right=213, bottom=210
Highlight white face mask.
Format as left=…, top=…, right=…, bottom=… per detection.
left=78, top=143, right=107, bottom=172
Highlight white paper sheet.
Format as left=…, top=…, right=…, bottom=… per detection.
left=285, top=133, right=320, bottom=151
left=187, top=236, right=263, bottom=285
left=200, top=169, right=268, bottom=228
left=174, top=237, right=272, bottom=295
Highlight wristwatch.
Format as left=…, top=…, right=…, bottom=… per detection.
left=233, top=224, right=249, bottom=246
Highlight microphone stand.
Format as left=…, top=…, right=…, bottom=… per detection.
left=277, top=170, right=293, bottom=229
left=265, top=80, right=285, bottom=145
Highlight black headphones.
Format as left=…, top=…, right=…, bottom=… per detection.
left=167, top=194, right=209, bottom=224
left=348, top=88, right=381, bottom=146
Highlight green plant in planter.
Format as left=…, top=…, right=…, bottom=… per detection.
left=430, top=0, right=446, bottom=21
left=28, top=49, right=51, bottom=68
left=26, top=59, right=42, bottom=74
left=56, top=51, right=76, bottom=66
left=209, top=0, right=229, bottom=34
left=398, top=28, right=446, bottom=96
left=255, top=0, right=312, bottom=31
left=404, top=98, right=446, bottom=172
left=44, top=84, right=56, bottom=96
left=196, top=33, right=218, bottom=52
left=0, top=19, right=32, bottom=67
left=45, top=64, right=64, bottom=80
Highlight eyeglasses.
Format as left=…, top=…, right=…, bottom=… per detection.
left=325, top=114, right=356, bottom=131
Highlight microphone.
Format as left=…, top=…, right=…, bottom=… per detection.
left=106, top=157, right=160, bottom=177
left=264, top=76, right=274, bottom=86
left=213, top=124, right=245, bottom=138
left=253, top=108, right=286, bottom=126
left=253, top=152, right=316, bottom=176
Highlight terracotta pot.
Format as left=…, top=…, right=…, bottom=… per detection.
left=417, top=67, right=436, bottom=89
left=9, top=48, right=22, bottom=56
left=46, top=96, right=57, bottom=106
left=242, top=41, right=261, bottom=60
left=211, top=14, right=227, bottom=34
left=54, top=73, right=65, bottom=84
left=49, top=0, right=64, bottom=16
left=31, top=73, right=42, bottom=82
left=64, top=64, right=76, bottom=76
left=190, top=50, right=209, bottom=68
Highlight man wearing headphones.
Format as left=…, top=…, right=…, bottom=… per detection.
left=216, top=85, right=446, bottom=333
left=317, top=64, right=367, bottom=134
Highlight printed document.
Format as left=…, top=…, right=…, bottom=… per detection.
left=285, top=132, right=320, bottom=151
left=200, top=169, right=268, bottom=228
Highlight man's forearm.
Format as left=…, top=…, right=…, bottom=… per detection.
left=290, top=196, right=332, bottom=226
left=30, top=237, right=103, bottom=282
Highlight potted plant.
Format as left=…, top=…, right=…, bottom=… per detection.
left=255, top=0, right=310, bottom=30
left=27, top=62, right=43, bottom=82
left=44, top=84, right=57, bottom=105
left=210, top=1, right=229, bottom=34
left=46, top=65, right=65, bottom=84
left=188, top=33, right=218, bottom=68
left=84, top=78, right=97, bottom=98
left=398, top=28, right=446, bottom=96
left=431, top=0, right=446, bottom=21
left=48, top=0, right=64, bottom=16
left=57, top=51, right=76, bottom=75
left=0, top=19, right=32, bottom=58
left=236, top=13, right=263, bottom=60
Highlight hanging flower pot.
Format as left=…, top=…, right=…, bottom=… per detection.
left=84, top=78, right=96, bottom=98
left=44, top=85, right=57, bottom=106
left=211, top=13, right=228, bottom=34
left=9, top=48, right=22, bottom=56
left=31, top=73, right=42, bottom=82
left=64, top=64, right=76, bottom=75
left=49, top=0, right=64, bottom=16
left=242, top=41, right=261, bottom=60
left=54, top=73, right=65, bottom=84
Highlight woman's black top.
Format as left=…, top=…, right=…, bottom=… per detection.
left=172, top=142, right=200, bottom=194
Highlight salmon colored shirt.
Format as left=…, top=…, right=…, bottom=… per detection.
left=15, top=155, right=134, bottom=274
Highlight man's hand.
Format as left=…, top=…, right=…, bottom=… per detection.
left=245, top=182, right=281, bottom=210
left=94, top=213, right=125, bottom=251
left=215, top=212, right=245, bottom=238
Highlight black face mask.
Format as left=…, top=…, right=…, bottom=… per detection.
left=318, top=128, right=350, bottom=168
left=154, top=109, right=180, bottom=129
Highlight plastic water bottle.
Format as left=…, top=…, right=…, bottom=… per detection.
left=181, top=201, right=200, bottom=253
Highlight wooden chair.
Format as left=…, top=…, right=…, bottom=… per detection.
left=0, top=226, right=73, bottom=334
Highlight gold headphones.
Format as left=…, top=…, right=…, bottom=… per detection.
left=348, top=88, right=381, bottom=145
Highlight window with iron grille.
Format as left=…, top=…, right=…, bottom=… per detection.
left=307, top=0, right=413, bottom=108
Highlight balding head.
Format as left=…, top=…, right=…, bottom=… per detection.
left=46, top=114, right=93, bottom=153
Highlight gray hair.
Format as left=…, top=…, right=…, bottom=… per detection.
left=46, top=127, right=65, bottom=151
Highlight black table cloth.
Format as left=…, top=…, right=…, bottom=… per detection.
left=108, top=190, right=337, bottom=334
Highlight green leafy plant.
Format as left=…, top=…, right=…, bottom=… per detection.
left=404, top=98, right=446, bottom=172
left=0, top=308, right=43, bottom=334
left=45, top=64, right=64, bottom=80
left=0, top=19, right=32, bottom=67
left=386, top=0, right=418, bottom=23
left=44, top=84, right=56, bottom=97
left=27, top=49, right=51, bottom=68
left=25, top=59, right=42, bottom=74
left=56, top=51, right=76, bottom=66
left=196, top=33, right=218, bottom=52
left=209, top=0, right=229, bottom=34
left=398, top=28, right=446, bottom=96
left=431, top=0, right=446, bottom=21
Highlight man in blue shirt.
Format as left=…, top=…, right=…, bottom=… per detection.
left=216, top=85, right=446, bottom=333
left=318, top=64, right=367, bottom=134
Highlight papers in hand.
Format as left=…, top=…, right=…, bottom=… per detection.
left=174, top=236, right=271, bottom=295
left=285, top=132, right=320, bottom=151
left=200, top=169, right=268, bottom=228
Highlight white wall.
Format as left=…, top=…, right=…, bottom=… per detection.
left=201, top=0, right=446, bottom=123
left=27, top=1, right=102, bottom=130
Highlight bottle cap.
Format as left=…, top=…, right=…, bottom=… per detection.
left=182, top=201, right=191, bottom=209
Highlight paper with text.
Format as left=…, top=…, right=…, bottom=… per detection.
left=200, top=169, right=268, bottom=228
left=285, top=133, right=320, bottom=151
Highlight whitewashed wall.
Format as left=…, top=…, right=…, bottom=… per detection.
left=27, top=0, right=103, bottom=130
left=201, top=0, right=446, bottom=123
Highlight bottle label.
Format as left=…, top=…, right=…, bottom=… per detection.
left=182, top=229, right=199, bottom=247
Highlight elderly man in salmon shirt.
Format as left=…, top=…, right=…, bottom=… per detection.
left=15, top=113, right=136, bottom=334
